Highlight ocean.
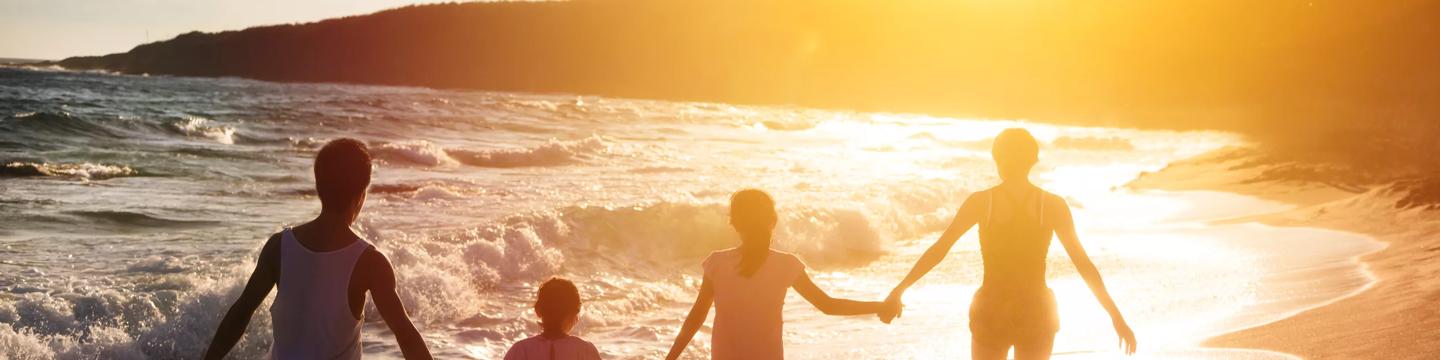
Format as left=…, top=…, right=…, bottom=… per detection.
left=0, top=67, right=1382, bottom=359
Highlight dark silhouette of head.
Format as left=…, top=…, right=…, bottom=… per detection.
left=730, top=189, right=777, bottom=277
left=314, top=138, right=372, bottom=223
left=534, top=277, right=581, bottom=336
left=992, top=128, right=1039, bottom=183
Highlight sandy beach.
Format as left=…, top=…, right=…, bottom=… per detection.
left=1130, top=148, right=1440, bottom=359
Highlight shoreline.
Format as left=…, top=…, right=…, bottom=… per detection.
left=1129, top=147, right=1440, bottom=359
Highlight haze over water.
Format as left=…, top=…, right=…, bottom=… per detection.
left=0, top=68, right=1380, bottom=359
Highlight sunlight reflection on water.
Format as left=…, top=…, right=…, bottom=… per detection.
left=772, top=121, right=1375, bottom=359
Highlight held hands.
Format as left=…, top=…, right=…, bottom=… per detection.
left=876, top=291, right=904, bottom=324
left=1113, top=319, right=1137, bottom=355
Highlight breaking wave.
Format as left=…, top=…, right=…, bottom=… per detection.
left=167, top=117, right=236, bottom=145
left=0, top=111, right=242, bottom=146
left=1, top=162, right=136, bottom=180
left=449, top=135, right=614, bottom=168
left=371, top=135, right=618, bottom=168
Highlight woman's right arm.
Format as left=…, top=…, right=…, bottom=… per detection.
left=664, top=278, right=715, bottom=360
left=203, top=234, right=281, bottom=360
left=1051, top=195, right=1136, bottom=355
left=884, top=194, right=984, bottom=314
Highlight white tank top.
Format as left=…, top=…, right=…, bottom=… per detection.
left=269, top=228, right=370, bottom=360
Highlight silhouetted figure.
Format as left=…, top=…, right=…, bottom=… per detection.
left=880, top=128, right=1137, bottom=359
left=204, top=139, right=432, bottom=360
left=665, top=189, right=888, bottom=360
left=504, top=277, right=602, bottom=360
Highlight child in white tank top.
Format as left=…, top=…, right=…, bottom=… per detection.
left=203, top=139, right=433, bottom=360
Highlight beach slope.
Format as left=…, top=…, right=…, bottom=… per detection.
left=1130, top=148, right=1440, bottom=359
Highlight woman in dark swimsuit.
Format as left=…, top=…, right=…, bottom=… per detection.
left=881, top=128, right=1137, bottom=359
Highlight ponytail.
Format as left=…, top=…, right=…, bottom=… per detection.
left=730, top=189, right=777, bottom=278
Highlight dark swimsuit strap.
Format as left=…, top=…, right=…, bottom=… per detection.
left=986, top=187, right=1044, bottom=227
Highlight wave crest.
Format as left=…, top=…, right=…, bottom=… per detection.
left=371, top=135, right=619, bottom=168
left=168, top=117, right=236, bottom=145
left=449, top=135, right=613, bottom=168
left=371, top=140, right=459, bottom=167
left=1, top=162, right=136, bottom=180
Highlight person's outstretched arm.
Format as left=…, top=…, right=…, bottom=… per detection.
left=665, top=278, right=714, bottom=360
left=1051, top=195, right=1137, bottom=355
left=363, top=249, right=433, bottom=360
left=884, top=194, right=984, bottom=315
left=204, top=234, right=281, bottom=360
left=793, top=273, right=884, bottom=315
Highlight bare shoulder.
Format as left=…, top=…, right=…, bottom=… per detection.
left=262, top=232, right=283, bottom=248
left=358, top=245, right=392, bottom=270
left=248, top=232, right=286, bottom=279
left=965, top=188, right=993, bottom=202
left=259, top=232, right=283, bottom=260
left=1039, top=190, right=1075, bottom=230
left=355, top=245, right=397, bottom=288
left=960, top=189, right=992, bottom=211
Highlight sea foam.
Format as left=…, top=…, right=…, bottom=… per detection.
left=169, top=117, right=236, bottom=145
left=1, top=162, right=135, bottom=180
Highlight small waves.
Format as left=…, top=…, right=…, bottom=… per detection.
left=371, top=140, right=459, bottom=167
left=2, top=111, right=241, bottom=146
left=372, top=135, right=618, bottom=168
left=1, top=111, right=132, bottom=140
left=450, top=135, right=614, bottom=168
left=373, top=191, right=951, bottom=297
left=628, top=165, right=691, bottom=174
left=167, top=117, right=236, bottom=145
left=1, top=162, right=136, bottom=180
left=757, top=120, right=817, bottom=131
left=1052, top=135, right=1135, bottom=151
left=283, top=189, right=965, bottom=351
left=63, top=210, right=220, bottom=229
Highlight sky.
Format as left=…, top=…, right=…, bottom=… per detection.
left=0, top=0, right=449, bottom=60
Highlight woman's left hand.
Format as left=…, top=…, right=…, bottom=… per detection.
left=1113, top=319, right=1137, bottom=355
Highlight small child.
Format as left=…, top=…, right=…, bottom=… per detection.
left=504, top=278, right=602, bottom=360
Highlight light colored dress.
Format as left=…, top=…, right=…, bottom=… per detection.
left=703, top=248, right=806, bottom=360
left=503, top=334, right=602, bottom=360
left=269, top=228, right=370, bottom=360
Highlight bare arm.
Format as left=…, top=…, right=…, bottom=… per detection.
left=204, top=235, right=280, bottom=360
left=793, top=272, right=884, bottom=315
left=665, top=278, right=714, bottom=360
left=1051, top=196, right=1137, bottom=354
left=364, top=249, right=433, bottom=360
left=888, top=194, right=984, bottom=297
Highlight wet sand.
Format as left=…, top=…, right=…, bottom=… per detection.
left=1130, top=148, right=1440, bottom=359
